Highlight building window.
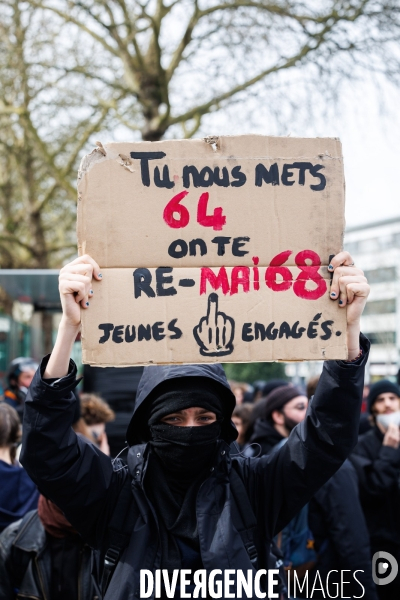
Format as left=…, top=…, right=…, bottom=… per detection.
left=363, top=298, right=396, bottom=315
left=364, top=332, right=396, bottom=345
left=363, top=267, right=397, bottom=284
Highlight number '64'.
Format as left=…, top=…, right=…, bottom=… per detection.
left=163, top=191, right=226, bottom=231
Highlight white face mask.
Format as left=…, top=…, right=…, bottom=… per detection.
left=376, top=411, right=400, bottom=430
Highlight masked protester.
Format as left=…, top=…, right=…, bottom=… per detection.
left=20, top=252, right=370, bottom=600
left=350, top=380, right=400, bottom=600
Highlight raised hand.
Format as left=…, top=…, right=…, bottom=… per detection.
left=328, top=251, right=370, bottom=360
left=59, top=254, right=102, bottom=328
left=44, top=254, right=102, bottom=379
left=193, top=293, right=235, bottom=357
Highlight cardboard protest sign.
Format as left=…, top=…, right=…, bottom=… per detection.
left=77, top=135, right=347, bottom=366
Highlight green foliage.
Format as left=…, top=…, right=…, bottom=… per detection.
left=223, top=362, right=286, bottom=384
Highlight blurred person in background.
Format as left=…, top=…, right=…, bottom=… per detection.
left=229, top=381, right=252, bottom=405
left=231, top=404, right=253, bottom=449
left=244, top=385, right=304, bottom=457
left=243, top=380, right=291, bottom=447
left=3, top=358, right=38, bottom=421
left=350, top=380, right=400, bottom=600
left=80, top=392, right=115, bottom=455
left=0, top=403, right=39, bottom=533
left=260, top=385, right=378, bottom=600
left=0, top=400, right=101, bottom=600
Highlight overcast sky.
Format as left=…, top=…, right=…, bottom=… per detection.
left=311, top=87, right=400, bottom=229
left=193, top=77, right=400, bottom=230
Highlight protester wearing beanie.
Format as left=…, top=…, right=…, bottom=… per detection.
left=351, top=379, right=400, bottom=600
left=245, top=385, right=306, bottom=457
left=367, top=379, right=400, bottom=415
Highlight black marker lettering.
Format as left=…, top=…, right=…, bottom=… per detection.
left=255, top=163, right=279, bottom=186
left=168, top=318, right=182, bottom=339
left=307, top=321, right=318, bottom=339
left=281, top=164, right=295, bottom=186
left=138, top=324, right=152, bottom=341
left=310, top=164, right=326, bottom=191
left=183, top=166, right=200, bottom=188
left=266, top=322, right=278, bottom=340
left=152, top=322, right=165, bottom=341
left=231, top=166, right=246, bottom=187
left=292, top=162, right=313, bottom=186
left=279, top=321, right=291, bottom=339
left=211, top=236, right=231, bottom=256
left=156, top=267, right=177, bottom=296
left=232, top=237, right=250, bottom=257
left=130, top=152, right=166, bottom=187
left=255, top=323, right=266, bottom=341
left=168, top=239, right=188, bottom=259
left=98, top=323, right=114, bottom=344
left=125, top=325, right=136, bottom=343
left=242, top=323, right=254, bottom=342
left=213, top=166, right=230, bottom=187
left=154, top=165, right=174, bottom=189
left=320, top=320, right=334, bottom=340
left=112, top=325, right=124, bottom=343
left=133, top=268, right=155, bottom=298
left=291, top=321, right=306, bottom=339
left=199, top=166, right=214, bottom=187
left=189, top=239, right=207, bottom=256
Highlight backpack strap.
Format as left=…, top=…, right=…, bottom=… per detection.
left=229, top=467, right=258, bottom=564
left=101, top=476, right=136, bottom=596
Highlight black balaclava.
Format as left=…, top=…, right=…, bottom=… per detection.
left=148, top=379, right=223, bottom=480
left=144, top=379, right=224, bottom=572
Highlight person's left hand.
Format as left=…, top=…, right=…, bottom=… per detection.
left=328, top=251, right=370, bottom=359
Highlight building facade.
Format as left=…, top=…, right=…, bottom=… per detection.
left=344, top=217, right=400, bottom=380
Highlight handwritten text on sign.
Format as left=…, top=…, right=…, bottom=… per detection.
left=78, top=135, right=346, bottom=365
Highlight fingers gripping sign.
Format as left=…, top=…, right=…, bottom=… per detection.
left=193, top=293, right=235, bottom=357
left=59, top=254, right=102, bottom=328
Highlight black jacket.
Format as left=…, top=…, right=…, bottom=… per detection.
left=246, top=418, right=285, bottom=457
left=21, top=340, right=368, bottom=600
left=350, top=425, right=400, bottom=549
left=309, top=459, right=378, bottom=600
left=0, top=510, right=98, bottom=600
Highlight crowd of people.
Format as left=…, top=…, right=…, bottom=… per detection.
left=1, top=360, right=399, bottom=598
left=0, top=251, right=398, bottom=599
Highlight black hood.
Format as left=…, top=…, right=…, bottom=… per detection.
left=126, top=363, right=237, bottom=446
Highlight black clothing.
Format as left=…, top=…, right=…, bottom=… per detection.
left=246, top=418, right=285, bottom=457
left=21, top=340, right=368, bottom=600
left=351, top=425, right=400, bottom=548
left=145, top=453, right=206, bottom=571
left=308, top=459, right=378, bottom=600
left=150, top=421, right=221, bottom=477
left=350, top=426, right=400, bottom=599
left=0, top=510, right=98, bottom=600
left=146, top=379, right=223, bottom=425
left=50, top=536, right=81, bottom=600
left=126, top=363, right=236, bottom=445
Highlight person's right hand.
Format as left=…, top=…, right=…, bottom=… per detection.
left=382, top=423, right=400, bottom=449
left=59, top=255, right=102, bottom=328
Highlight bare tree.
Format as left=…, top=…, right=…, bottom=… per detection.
left=0, top=0, right=116, bottom=270
left=25, top=0, right=400, bottom=141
